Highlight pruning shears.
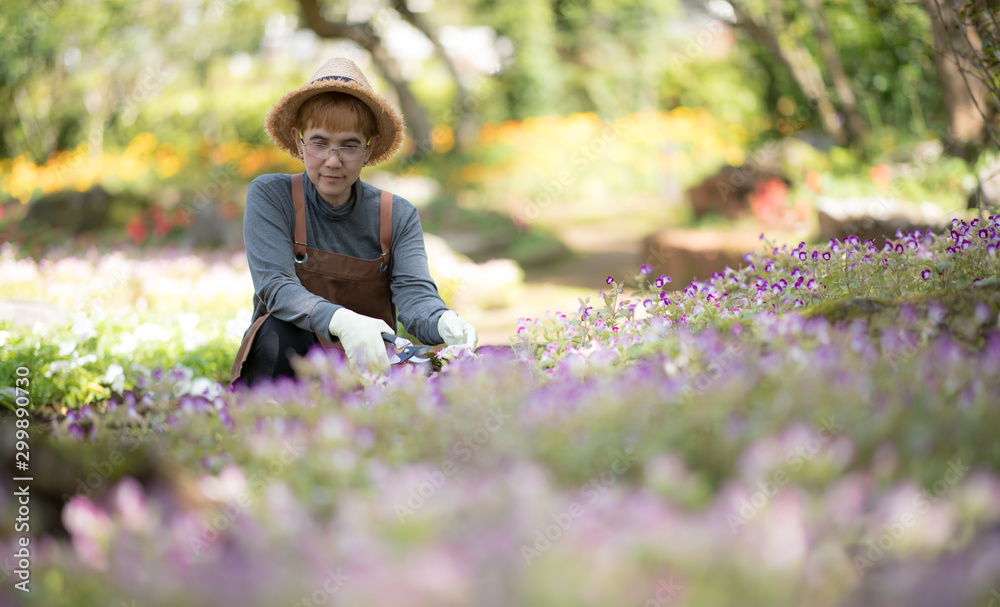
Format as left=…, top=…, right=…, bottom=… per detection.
left=382, top=333, right=433, bottom=364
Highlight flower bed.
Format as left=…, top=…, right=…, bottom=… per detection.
left=3, top=217, right=1000, bottom=606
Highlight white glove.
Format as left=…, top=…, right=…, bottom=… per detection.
left=437, top=310, right=478, bottom=349
left=328, top=308, right=392, bottom=374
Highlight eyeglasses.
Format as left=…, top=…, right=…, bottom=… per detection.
left=299, top=134, right=370, bottom=162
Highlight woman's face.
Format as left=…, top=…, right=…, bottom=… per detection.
left=292, top=124, right=379, bottom=207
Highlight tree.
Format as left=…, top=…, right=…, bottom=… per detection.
left=922, top=0, right=1000, bottom=158
left=694, top=0, right=867, bottom=149
left=296, top=0, right=483, bottom=153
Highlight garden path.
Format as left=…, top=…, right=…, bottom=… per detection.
left=470, top=223, right=645, bottom=345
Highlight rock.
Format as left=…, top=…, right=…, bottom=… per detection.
left=815, top=197, right=951, bottom=246
left=803, top=280, right=1000, bottom=348
left=423, top=234, right=524, bottom=310
left=686, top=165, right=790, bottom=219
left=968, top=154, right=1000, bottom=210
left=641, top=228, right=763, bottom=287
left=23, top=186, right=114, bottom=234
left=180, top=198, right=244, bottom=250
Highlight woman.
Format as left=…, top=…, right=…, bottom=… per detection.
left=231, top=57, right=477, bottom=386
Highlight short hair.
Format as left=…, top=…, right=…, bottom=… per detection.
left=295, top=92, right=378, bottom=140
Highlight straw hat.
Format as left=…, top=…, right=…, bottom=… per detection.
left=265, top=57, right=405, bottom=165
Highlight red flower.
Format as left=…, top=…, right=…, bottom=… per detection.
left=126, top=215, right=148, bottom=245
left=869, top=164, right=891, bottom=191
left=805, top=170, right=821, bottom=194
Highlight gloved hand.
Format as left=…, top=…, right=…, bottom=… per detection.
left=328, top=308, right=393, bottom=374
left=437, top=310, right=478, bottom=349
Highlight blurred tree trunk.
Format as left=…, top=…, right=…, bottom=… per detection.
left=386, top=0, right=476, bottom=149
left=296, top=0, right=433, bottom=152
left=922, top=0, right=992, bottom=159
left=723, top=0, right=856, bottom=148
left=956, top=0, right=1000, bottom=145
left=800, top=0, right=867, bottom=144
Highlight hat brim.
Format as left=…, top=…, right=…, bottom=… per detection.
left=265, top=79, right=405, bottom=166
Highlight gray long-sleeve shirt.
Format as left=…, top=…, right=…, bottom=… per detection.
left=243, top=173, right=448, bottom=345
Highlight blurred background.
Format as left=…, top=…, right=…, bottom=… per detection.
left=1, top=0, right=998, bottom=344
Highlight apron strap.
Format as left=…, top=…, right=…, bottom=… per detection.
left=379, top=189, right=392, bottom=271
left=292, top=173, right=307, bottom=262
left=230, top=313, right=271, bottom=385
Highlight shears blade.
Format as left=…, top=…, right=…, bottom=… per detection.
left=382, top=333, right=433, bottom=364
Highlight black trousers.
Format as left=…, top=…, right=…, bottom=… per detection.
left=239, top=315, right=321, bottom=388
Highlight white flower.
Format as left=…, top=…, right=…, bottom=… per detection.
left=182, top=330, right=209, bottom=352
left=225, top=308, right=253, bottom=338
left=0, top=331, right=8, bottom=347
left=112, top=333, right=139, bottom=356
left=103, top=364, right=125, bottom=393
left=133, top=323, right=170, bottom=343
left=70, top=312, right=97, bottom=340
left=45, top=361, right=71, bottom=377
left=188, top=377, right=221, bottom=398
left=179, top=312, right=200, bottom=334
left=58, top=340, right=78, bottom=357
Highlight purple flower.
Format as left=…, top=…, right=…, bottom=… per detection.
left=811, top=250, right=819, bottom=260
left=846, top=235, right=860, bottom=247
left=988, top=244, right=997, bottom=256
left=779, top=278, right=788, bottom=289
left=639, top=264, right=652, bottom=275
left=980, top=229, right=989, bottom=239
left=791, top=267, right=802, bottom=278
left=771, top=283, right=783, bottom=294
left=606, top=276, right=615, bottom=285
left=822, top=252, right=831, bottom=261
left=895, top=244, right=904, bottom=254
left=921, top=269, right=931, bottom=280
left=798, top=251, right=807, bottom=261
left=764, top=261, right=774, bottom=272
left=807, top=279, right=817, bottom=291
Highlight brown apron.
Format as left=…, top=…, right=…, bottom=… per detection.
left=230, top=173, right=395, bottom=384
